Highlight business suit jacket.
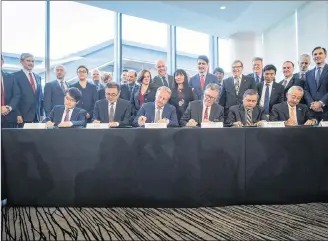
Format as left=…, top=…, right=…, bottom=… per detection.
left=13, top=70, right=44, bottom=122
left=132, top=102, right=179, bottom=127
left=169, top=87, right=197, bottom=120
left=270, top=102, right=314, bottom=125
left=43, top=105, right=87, bottom=127
left=247, top=73, right=264, bottom=83
left=293, top=72, right=307, bottom=81
left=227, top=104, right=267, bottom=126
left=304, top=64, right=328, bottom=107
left=120, top=83, right=140, bottom=101
left=180, top=100, right=225, bottom=126
left=219, top=75, right=257, bottom=110
left=257, top=82, right=284, bottom=114
left=43, top=80, right=70, bottom=116
left=1, top=71, right=21, bottom=122
left=189, top=73, right=218, bottom=100
left=93, top=98, right=132, bottom=126
left=131, top=84, right=157, bottom=115
left=152, top=75, right=174, bottom=89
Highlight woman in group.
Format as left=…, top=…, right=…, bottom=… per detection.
left=131, top=69, right=157, bottom=115
left=169, top=69, right=197, bottom=121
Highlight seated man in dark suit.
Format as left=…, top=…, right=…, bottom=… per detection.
left=132, top=86, right=179, bottom=127
left=180, top=83, right=224, bottom=127
left=270, top=86, right=316, bottom=126
left=43, top=87, right=87, bottom=128
left=227, top=89, right=267, bottom=127
left=93, top=82, right=132, bottom=127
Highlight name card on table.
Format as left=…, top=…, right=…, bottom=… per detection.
left=145, top=123, right=167, bottom=129
left=261, top=121, right=285, bottom=128
left=319, top=121, right=328, bottom=127
left=86, top=123, right=109, bottom=129
left=23, top=123, right=47, bottom=129
left=201, top=122, right=223, bottom=128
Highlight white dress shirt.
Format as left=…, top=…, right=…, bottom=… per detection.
left=202, top=103, right=211, bottom=121
left=61, top=108, right=74, bottom=122
left=154, top=105, right=163, bottom=121
left=23, top=69, right=37, bottom=90
left=260, top=82, right=273, bottom=107
left=282, top=76, right=293, bottom=87
left=57, top=79, right=68, bottom=90
left=287, top=103, right=298, bottom=125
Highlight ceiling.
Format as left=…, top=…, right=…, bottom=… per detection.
left=78, top=1, right=308, bottom=38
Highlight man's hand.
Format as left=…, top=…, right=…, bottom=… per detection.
left=233, top=121, right=243, bottom=127
left=108, top=122, right=119, bottom=127
left=186, top=119, right=198, bottom=127
left=46, top=121, right=54, bottom=127
left=86, top=113, right=91, bottom=119
left=311, top=102, right=324, bottom=112
left=202, top=118, right=210, bottom=123
left=304, top=119, right=316, bottom=126
left=93, top=120, right=100, bottom=124
left=254, top=120, right=265, bottom=127
left=58, top=121, right=73, bottom=128
left=138, top=116, right=147, bottom=126
left=285, top=118, right=297, bottom=126
left=17, top=116, right=23, bottom=124
left=157, top=118, right=169, bottom=124
left=40, top=116, right=44, bottom=121
left=1, top=106, right=8, bottom=116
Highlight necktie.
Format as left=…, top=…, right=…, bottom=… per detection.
left=60, top=81, right=65, bottom=93
left=108, top=104, right=115, bottom=122
left=255, top=75, right=260, bottom=84
left=154, top=108, right=161, bottom=122
left=200, top=75, right=205, bottom=90
left=301, top=73, right=305, bottom=81
left=28, top=73, right=36, bottom=94
left=283, top=79, right=288, bottom=88
left=264, top=84, right=270, bottom=114
left=203, top=107, right=209, bottom=121
left=315, top=67, right=322, bottom=87
left=1, top=79, right=5, bottom=106
left=289, top=106, right=296, bottom=123
left=64, top=109, right=70, bottom=121
left=162, top=76, right=169, bottom=87
left=234, top=78, right=240, bottom=95
left=246, top=109, right=252, bottom=126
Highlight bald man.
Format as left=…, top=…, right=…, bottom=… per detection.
left=152, top=60, right=174, bottom=89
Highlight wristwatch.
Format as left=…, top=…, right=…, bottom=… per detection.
left=5, top=106, right=12, bottom=112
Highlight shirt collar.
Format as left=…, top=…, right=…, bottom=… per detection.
left=23, top=69, right=32, bottom=75
left=287, top=103, right=296, bottom=109
left=317, top=63, right=326, bottom=69
left=264, top=81, right=273, bottom=87
left=285, top=76, right=293, bottom=82
left=108, top=100, right=116, bottom=106
left=199, top=72, right=207, bottom=78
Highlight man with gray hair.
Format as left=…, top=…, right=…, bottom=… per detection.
left=132, top=86, right=178, bottom=127
left=294, top=54, right=311, bottom=81
left=180, top=83, right=224, bottom=127
left=152, top=60, right=174, bottom=88
left=44, top=65, right=69, bottom=117
left=13, top=53, right=44, bottom=126
left=227, top=89, right=267, bottom=127
left=270, top=86, right=316, bottom=126
left=91, top=69, right=104, bottom=91
left=247, top=57, right=264, bottom=83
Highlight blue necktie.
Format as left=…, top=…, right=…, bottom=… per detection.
left=315, top=67, right=321, bottom=87
left=255, top=75, right=260, bottom=84
left=264, top=84, right=270, bottom=114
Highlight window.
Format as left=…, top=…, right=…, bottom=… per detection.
left=50, top=1, right=115, bottom=83
left=122, top=15, right=168, bottom=83
left=218, top=38, right=232, bottom=77
left=2, top=1, right=45, bottom=84
left=176, top=27, right=210, bottom=77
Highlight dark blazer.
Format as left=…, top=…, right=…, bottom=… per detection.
left=13, top=70, right=44, bottom=122
left=304, top=64, right=328, bottom=107
left=189, top=73, right=218, bottom=100
left=293, top=72, right=307, bottom=81
left=169, top=87, right=197, bottom=120
left=270, top=102, right=314, bottom=125
left=279, top=76, right=304, bottom=101
left=227, top=104, right=267, bottom=126
left=43, top=105, right=87, bottom=127
left=257, top=82, right=284, bottom=113
left=120, top=83, right=140, bottom=101
left=132, top=102, right=179, bottom=127
left=152, top=75, right=174, bottom=89
left=98, top=87, right=105, bottom=100
left=180, top=100, right=224, bottom=126
left=219, top=75, right=257, bottom=110
left=131, top=84, right=157, bottom=115
left=247, top=73, right=264, bottom=83
left=43, top=80, right=70, bottom=116
left=1, top=71, right=21, bottom=122
left=93, top=98, right=132, bottom=126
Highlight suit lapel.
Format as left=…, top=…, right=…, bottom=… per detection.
left=296, top=104, right=303, bottom=124
left=20, top=70, right=35, bottom=95
left=286, top=77, right=295, bottom=90
left=198, top=101, right=203, bottom=123
left=114, top=99, right=122, bottom=121
left=318, top=64, right=328, bottom=89
left=70, top=108, right=79, bottom=121
left=104, top=101, right=109, bottom=122
left=282, top=102, right=290, bottom=120
left=270, top=83, right=277, bottom=105
left=239, top=105, right=246, bottom=123
left=258, top=83, right=263, bottom=104
left=238, top=75, right=247, bottom=97
left=230, top=77, right=237, bottom=96
left=209, top=104, right=216, bottom=121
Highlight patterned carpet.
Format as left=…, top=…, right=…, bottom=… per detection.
left=2, top=203, right=328, bottom=240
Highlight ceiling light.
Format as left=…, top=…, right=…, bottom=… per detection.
left=220, top=6, right=226, bottom=10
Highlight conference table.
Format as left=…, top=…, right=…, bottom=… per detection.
left=2, top=127, right=328, bottom=208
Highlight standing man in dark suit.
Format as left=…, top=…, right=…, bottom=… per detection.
left=1, top=55, right=20, bottom=128
left=227, top=89, right=267, bottom=127
left=152, top=60, right=174, bottom=89
left=219, top=60, right=257, bottom=118
left=247, top=57, right=264, bottom=84
left=213, top=67, right=224, bottom=90
left=180, top=83, right=224, bottom=126
left=120, top=70, right=139, bottom=101
left=189, top=55, right=218, bottom=100
left=43, top=87, right=86, bottom=128
left=270, top=86, right=316, bottom=126
left=13, top=53, right=44, bottom=126
left=91, top=69, right=105, bottom=91
left=294, top=54, right=311, bottom=81
left=133, top=86, right=179, bottom=127
left=257, top=64, right=284, bottom=117
left=280, top=61, right=304, bottom=101
left=304, top=46, right=328, bottom=121
left=93, top=82, right=132, bottom=127
left=43, top=65, right=70, bottom=117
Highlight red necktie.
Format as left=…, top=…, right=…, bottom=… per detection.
left=301, top=73, right=305, bottom=80
left=204, top=107, right=208, bottom=121
left=1, top=80, right=5, bottom=106
left=64, top=109, right=70, bottom=121
left=200, top=74, right=205, bottom=90
left=28, top=73, right=36, bottom=94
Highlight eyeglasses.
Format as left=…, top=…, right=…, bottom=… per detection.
left=65, top=96, right=76, bottom=102
left=232, top=66, right=243, bottom=69
left=106, top=93, right=119, bottom=97
left=77, top=70, right=87, bottom=74
left=204, top=94, right=216, bottom=101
